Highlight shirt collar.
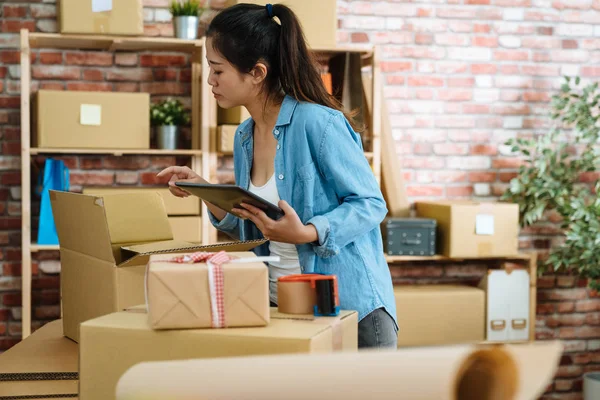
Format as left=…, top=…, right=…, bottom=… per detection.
left=238, top=95, right=299, bottom=142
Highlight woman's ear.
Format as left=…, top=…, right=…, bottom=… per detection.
left=249, top=62, right=268, bottom=85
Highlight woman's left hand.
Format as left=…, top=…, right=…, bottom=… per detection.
left=232, top=200, right=318, bottom=245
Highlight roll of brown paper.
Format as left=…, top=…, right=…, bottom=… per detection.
left=277, top=281, right=317, bottom=315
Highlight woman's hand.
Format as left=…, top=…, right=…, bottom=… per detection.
left=232, top=200, right=318, bottom=244
left=156, top=166, right=207, bottom=198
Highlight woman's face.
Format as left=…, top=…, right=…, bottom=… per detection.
left=206, top=37, right=259, bottom=110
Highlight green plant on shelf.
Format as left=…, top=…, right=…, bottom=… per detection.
left=169, top=0, right=203, bottom=17
left=502, top=76, right=600, bottom=289
left=150, top=98, right=190, bottom=127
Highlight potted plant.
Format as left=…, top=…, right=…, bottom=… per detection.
left=170, top=0, right=204, bottom=40
left=150, top=98, right=190, bottom=150
left=502, top=77, right=600, bottom=398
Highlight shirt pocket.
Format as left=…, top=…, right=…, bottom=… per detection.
left=294, top=162, right=323, bottom=222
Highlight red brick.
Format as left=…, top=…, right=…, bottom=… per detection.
left=390, top=267, right=444, bottom=278
left=32, top=276, right=60, bottom=290
left=576, top=299, right=600, bottom=312
left=438, top=90, right=472, bottom=101
left=469, top=144, right=497, bottom=156
left=34, top=306, right=60, bottom=320
left=462, top=104, right=489, bottom=114
left=3, top=5, right=28, bottom=18
left=0, top=217, right=20, bottom=229
left=2, top=20, right=35, bottom=33
left=83, top=69, right=104, bottom=81
left=471, top=63, right=497, bottom=74
left=179, top=69, right=191, bottom=83
left=154, top=69, right=178, bottom=81
left=545, top=314, right=586, bottom=328
left=500, top=65, right=520, bottom=75
left=103, top=157, right=150, bottom=170
left=139, top=82, right=189, bottom=95
left=0, top=67, right=6, bottom=79
left=70, top=172, right=115, bottom=185
left=415, top=33, right=433, bottom=45
left=150, top=157, right=177, bottom=168
left=474, top=24, right=491, bottom=33
left=140, top=54, right=187, bottom=67
left=39, top=52, right=62, bottom=64
left=523, top=92, right=551, bottom=102
left=537, top=26, right=554, bottom=35
left=407, top=76, right=444, bottom=87
left=562, top=39, right=579, bottom=49
left=39, top=82, right=65, bottom=90
left=386, top=76, right=405, bottom=85
left=447, top=77, right=474, bottom=87
left=65, top=52, right=113, bottom=66
left=67, top=82, right=112, bottom=91
left=381, top=62, right=413, bottom=73
left=0, top=96, right=19, bottom=109
left=1, top=170, right=20, bottom=185
left=140, top=172, right=171, bottom=185
left=115, top=53, right=138, bottom=66
left=539, top=288, right=588, bottom=301
left=0, top=338, right=20, bottom=351
left=494, top=51, right=529, bottom=61
left=0, top=309, right=8, bottom=322
left=114, top=83, right=140, bottom=92
left=116, top=172, right=139, bottom=185
left=492, top=158, right=526, bottom=169
left=556, top=365, right=583, bottom=378
left=0, top=50, right=20, bottom=64
left=33, top=291, right=60, bottom=306
left=557, top=276, right=577, bottom=288
left=351, top=32, right=369, bottom=43
left=106, top=68, right=153, bottom=81
left=414, top=143, right=432, bottom=155
left=446, top=185, right=473, bottom=197
left=406, top=185, right=445, bottom=196
left=3, top=293, right=21, bottom=307
left=560, top=326, right=600, bottom=339
left=466, top=0, right=490, bottom=4
left=32, top=66, right=80, bottom=80
left=537, top=303, right=555, bottom=314
left=536, top=327, right=557, bottom=340
left=473, top=37, right=498, bottom=47
left=79, top=158, right=103, bottom=170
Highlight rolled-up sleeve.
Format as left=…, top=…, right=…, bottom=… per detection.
left=208, top=210, right=240, bottom=240
left=307, top=112, right=388, bottom=258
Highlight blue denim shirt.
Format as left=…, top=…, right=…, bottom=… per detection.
left=209, top=95, right=397, bottom=327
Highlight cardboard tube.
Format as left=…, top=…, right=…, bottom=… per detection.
left=277, top=281, right=316, bottom=315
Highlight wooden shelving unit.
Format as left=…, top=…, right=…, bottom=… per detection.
left=19, top=30, right=382, bottom=339
left=387, top=252, right=538, bottom=343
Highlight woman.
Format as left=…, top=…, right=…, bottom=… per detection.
left=157, top=3, right=398, bottom=348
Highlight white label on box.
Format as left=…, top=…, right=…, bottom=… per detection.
left=475, top=214, right=494, bottom=235
left=92, top=0, right=112, bottom=12
left=80, top=104, right=102, bottom=126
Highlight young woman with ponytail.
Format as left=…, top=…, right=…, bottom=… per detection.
left=158, top=3, right=398, bottom=348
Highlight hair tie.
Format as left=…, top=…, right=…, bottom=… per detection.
left=266, top=3, right=273, bottom=18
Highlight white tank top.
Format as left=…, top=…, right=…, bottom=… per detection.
left=248, top=173, right=301, bottom=305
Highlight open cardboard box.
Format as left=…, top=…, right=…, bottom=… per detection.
left=50, top=191, right=266, bottom=342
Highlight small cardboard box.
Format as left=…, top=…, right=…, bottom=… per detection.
left=217, top=124, right=236, bottom=153
left=218, top=105, right=250, bottom=125
left=168, top=216, right=202, bottom=242
left=395, top=285, right=485, bottom=347
left=147, top=251, right=269, bottom=329
left=83, top=186, right=200, bottom=216
left=480, top=269, right=530, bottom=342
left=225, top=0, right=337, bottom=49
left=60, top=0, right=144, bottom=36
left=415, top=201, right=519, bottom=258
left=0, top=320, right=78, bottom=399
left=34, top=90, right=150, bottom=149
left=50, top=190, right=265, bottom=342
left=80, top=307, right=358, bottom=400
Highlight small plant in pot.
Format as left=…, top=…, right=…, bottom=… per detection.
left=170, top=0, right=204, bottom=40
left=150, top=98, right=190, bottom=150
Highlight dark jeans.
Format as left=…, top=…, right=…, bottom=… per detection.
left=358, top=307, right=398, bottom=349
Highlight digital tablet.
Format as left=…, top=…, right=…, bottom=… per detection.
left=175, top=182, right=285, bottom=221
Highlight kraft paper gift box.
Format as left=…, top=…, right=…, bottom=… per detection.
left=146, top=251, right=271, bottom=329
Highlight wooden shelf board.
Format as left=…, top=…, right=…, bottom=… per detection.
left=28, top=33, right=203, bottom=53
left=30, top=148, right=203, bottom=156
left=386, top=254, right=531, bottom=263
left=311, top=44, right=374, bottom=55
left=30, top=244, right=59, bottom=252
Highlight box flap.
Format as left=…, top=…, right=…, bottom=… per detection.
left=50, top=191, right=115, bottom=263
left=101, top=192, right=173, bottom=245
left=118, top=239, right=267, bottom=268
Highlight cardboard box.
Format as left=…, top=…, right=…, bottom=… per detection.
left=415, top=201, right=520, bottom=258
left=50, top=190, right=265, bottom=342
left=83, top=186, right=200, bottom=216
left=60, top=0, right=144, bottom=36
left=147, top=251, right=269, bottom=329
left=35, top=90, right=150, bottom=149
left=480, top=269, right=530, bottom=342
left=225, top=0, right=336, bottom=49
left=395, top=285, right=485, bottom=347
left=0, top=320, right=78, bottom=399
left=116, top=340, right=564, bottom=400
left=217, top=125, right=236, bottom=153
left=218, top=105, right=250, bottom=125
left=168, top=216, right=202, bottom=242
left=80, top=307, right=357, bottom=400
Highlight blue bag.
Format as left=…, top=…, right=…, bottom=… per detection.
left=37, top=158, right=70, bottom=245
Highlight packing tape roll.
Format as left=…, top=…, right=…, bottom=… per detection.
left=277, top=281, right=317, bottom=315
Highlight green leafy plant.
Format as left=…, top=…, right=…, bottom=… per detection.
left=150, top=98, right=190, bottom=126
left=169, top=0, right=203, bottom=17
left=502, top=76, right=600, bottom=289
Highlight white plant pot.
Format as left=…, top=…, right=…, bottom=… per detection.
left=173, top=16, right=199, bottom=40
left=584, top=372, right=600, bottom=400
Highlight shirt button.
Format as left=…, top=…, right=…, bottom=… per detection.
left=278, top=174, right=284, bottom=180
left=276, top=144, right=281, bottom=150
left=274, top=129, right=279, bottom=135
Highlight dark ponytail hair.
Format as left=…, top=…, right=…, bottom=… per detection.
left=206, top=3, right=363, bottom=132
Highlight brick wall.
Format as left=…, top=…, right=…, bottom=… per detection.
left=0, top=0, right=599, bottom=398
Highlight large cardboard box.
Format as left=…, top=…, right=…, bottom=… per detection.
left=217, top=124, right=236, bottom=153
left=80, top=307, right=357, bottom=400
left=225, top=0, right=336, bottom=49
left=34, top=90, right=150, bottom=149
left=50, top=190, right=264, bottom=342
left=0, top=320, right=78, bottom=399
left=218, top=105, right=250, bottom=125
left=415, top=201, right=519, bottom=258
left=60, top=0, right=144, bottom=36
left=168, top=216, right=202, bottom=242
left=83, top=186, right=200, bottom=216
left=480, top=269, right=530, bottom=342
left=395, top=285, right=485, bottom=347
